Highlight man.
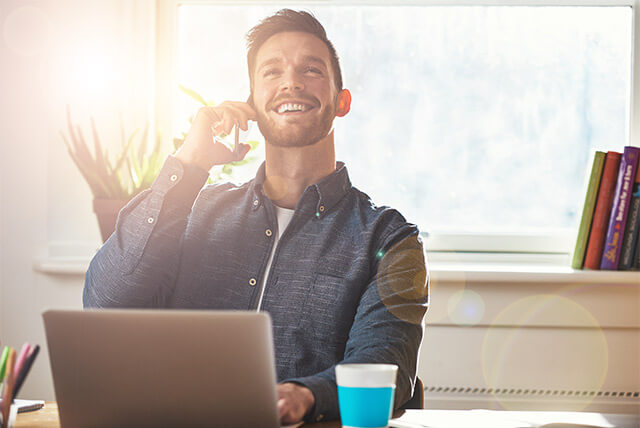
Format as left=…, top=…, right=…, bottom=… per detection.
left=84, top=9, right=428, bottom=424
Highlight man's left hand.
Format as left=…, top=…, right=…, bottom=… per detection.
left=277, top=382, right=315, bottom=424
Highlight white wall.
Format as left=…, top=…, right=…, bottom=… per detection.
left=0, top=0, right=154, bottom=400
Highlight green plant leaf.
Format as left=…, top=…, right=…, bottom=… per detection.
left=115, top=129, right=139, bottom=178
left=86, top=119, right=117, bottom=195
left=75, top=126, right=121, bottom=197
left=178, top=84, right=210, bottom=106
left=137, top=123, right=149, bottom=163
left=90, top=117, right=109, bottom=172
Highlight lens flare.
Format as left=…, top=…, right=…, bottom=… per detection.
left=376, top=235, right=428, bottom=325
left=447, top=289, right=485, bottom=326
left=3, top=6, right=50, bottom=56
left=481, top=294, right=608, bottom=411
left=424, top=251, right=468, bottom=324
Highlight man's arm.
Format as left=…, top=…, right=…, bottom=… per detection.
left=283, top=227, right=429, bottom=422
left=83, top=156, right=209, bottom=307
left=83, top=103, right=257, bottom=308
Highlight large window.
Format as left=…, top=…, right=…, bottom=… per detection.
left=168, top=1, right=633, bottom=253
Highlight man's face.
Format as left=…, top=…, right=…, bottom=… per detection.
left=251, top=31, right=339, bottom=147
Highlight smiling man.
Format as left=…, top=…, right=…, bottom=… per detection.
left=84, top=9, right=429, bottom=424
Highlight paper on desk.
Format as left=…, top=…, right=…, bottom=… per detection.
left=0, top=402, right=18, bottom=428
left=391, top=409, right=534, bottom=428
left=390, top=409, right=638, bottom=428
left=477, top=410, right=638, bottom=428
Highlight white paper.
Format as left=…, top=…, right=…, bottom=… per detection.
left=390, top=409, right=640, bottom=428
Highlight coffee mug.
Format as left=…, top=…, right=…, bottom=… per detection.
left=335, top=363, right=398, bottom=428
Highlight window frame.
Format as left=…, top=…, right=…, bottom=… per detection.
left=155, top=0, right=640, bottom=256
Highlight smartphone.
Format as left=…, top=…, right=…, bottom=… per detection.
left=233, top=95, right=254, bottom=157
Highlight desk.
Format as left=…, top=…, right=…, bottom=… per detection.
left=14, top=404, right=640, bottom=428
left=13, top=403, right=341, bottom=428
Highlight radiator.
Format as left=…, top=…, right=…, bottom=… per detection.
left=422, top=385, right=640, bottom=414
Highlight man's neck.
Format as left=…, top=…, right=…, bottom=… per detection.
left=263, top=132, right=336, bottom=210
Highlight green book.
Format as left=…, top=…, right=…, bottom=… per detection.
left=571, top=151, right=606, bottom=269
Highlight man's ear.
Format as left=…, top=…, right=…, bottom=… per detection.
left=336, top=89, right=351, bottom=117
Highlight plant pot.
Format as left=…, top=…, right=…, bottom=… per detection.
left=93, top=199, right=129, bottom=243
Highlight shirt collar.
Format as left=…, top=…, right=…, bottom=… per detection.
left=251, top=161, right=352, bottom=217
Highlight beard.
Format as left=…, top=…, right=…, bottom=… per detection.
left=256, top=95, right=336, bottom=147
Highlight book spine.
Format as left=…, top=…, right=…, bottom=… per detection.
left=571, top=151, right=605, bottom=269
left=583, top=152, right=621, bottom=270
left=600, top=146, right=640, bottom=270
left=634, top=211, right=640, bottom=269
left=619, top=181, right=640, bottom=269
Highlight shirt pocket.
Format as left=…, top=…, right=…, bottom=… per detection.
left=301, top=271, right=359, bottom=348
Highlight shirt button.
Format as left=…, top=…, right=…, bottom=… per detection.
left=170, top=174, right=178, bottom=182
left=316, top=414, right=324, bottom=422
left=319, top=205, right=325, bottom=212
left=253, top=199, right=259, bottom=206
left=249, top=278, right=257, bottom=286
left=147, top=217, right=155, bottom=224
left=265, top=229, right=272, bottom=237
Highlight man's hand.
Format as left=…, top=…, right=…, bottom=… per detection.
left=174, top=101, right=257, bottom=172
left=277, top=382, right=315, bottom=424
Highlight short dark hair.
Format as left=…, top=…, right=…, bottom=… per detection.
left=246, top=9, right=343, bottom=92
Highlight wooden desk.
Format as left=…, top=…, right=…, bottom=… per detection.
left=16, top=405, right=639, bottom=427
left=14, top=402, right=340, bottom=427
left=14, top=403, right=59, bottom=428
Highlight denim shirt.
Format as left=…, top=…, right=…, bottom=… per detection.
left=84, top=155, right=429, bottom=422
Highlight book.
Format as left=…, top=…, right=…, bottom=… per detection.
left=619, top=163, right=640, bottom=270
left=600, top=146, right=640, bottom=270
left=571, top=151, right=606, bottom=269
left=583, top=151, right=621, bottom=269
left=16, top=399, right=44, bottom=414
left=634, top=216, right=640, bottom=269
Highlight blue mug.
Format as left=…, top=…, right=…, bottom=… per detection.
left=336, top=364, right=398, bottom=428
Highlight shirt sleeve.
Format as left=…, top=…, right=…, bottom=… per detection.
left=83, top=155, right=209, bottom=308
left=283, top=226, right=429, bottom=423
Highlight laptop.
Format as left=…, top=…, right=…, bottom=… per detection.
left=43, top=309, right=284, bottom=428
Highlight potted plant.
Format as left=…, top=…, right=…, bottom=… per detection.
left=62, top=87, right=260, bottom=242
left=61, top=107, right=165, bottom=242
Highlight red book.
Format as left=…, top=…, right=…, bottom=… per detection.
left=583, top=151, right=621, bottom=269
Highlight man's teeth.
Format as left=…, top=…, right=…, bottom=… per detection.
left=277, top=103, right=308, bottom=113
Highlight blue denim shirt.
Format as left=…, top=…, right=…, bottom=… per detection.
left=84, top=155, right=429, bottom=422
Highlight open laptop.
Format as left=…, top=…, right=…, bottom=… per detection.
left=43, top=309, right=287, bottom=428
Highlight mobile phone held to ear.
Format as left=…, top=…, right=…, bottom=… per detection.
left=232, top=95, right=254, bottom=158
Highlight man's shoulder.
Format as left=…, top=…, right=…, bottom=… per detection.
left=347, top=185, right=419, bottom=235
left=349, top=186, right=409, bottom=221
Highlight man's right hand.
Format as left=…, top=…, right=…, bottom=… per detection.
left=174, top=101, right=257, bottom=172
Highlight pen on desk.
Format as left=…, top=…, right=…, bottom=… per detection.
left=1, top=348, right=16, bottom=427
left=0, top=347, right=9, bottom=383
left=12, top=345, right=39, bottom=400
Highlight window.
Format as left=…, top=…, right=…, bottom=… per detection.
left=162, top=1, right=635, bottom=254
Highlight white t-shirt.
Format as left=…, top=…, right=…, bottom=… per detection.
left=256, top=205, right=295, bottom=311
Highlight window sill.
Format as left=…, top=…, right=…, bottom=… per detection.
left=33, top=254, right=640, bottom=285
left=430, top=261, right=640, bottom=284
